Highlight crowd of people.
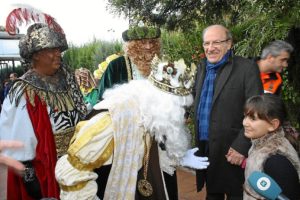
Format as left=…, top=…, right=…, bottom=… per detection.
left=0, top=8, right=299, bottom=200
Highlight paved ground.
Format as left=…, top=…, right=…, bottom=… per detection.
left=177, top=167, right=206, bottom=200
left=0, top=165, right=7, bottom=200
left=0, top=166, right=206, bottom=200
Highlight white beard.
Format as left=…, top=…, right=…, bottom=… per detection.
left=139, top=83, right=193, bottom=175
left=151, top=121, right=191, bottom=175
left=103, top=79, right=194, bottom=174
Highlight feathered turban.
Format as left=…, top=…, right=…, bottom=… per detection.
left=19, top=23, right=68, bottom=59
left=5, top=5, right=68, bottom=60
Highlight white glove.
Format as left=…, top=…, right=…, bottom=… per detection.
left=180, top=147, right=209, bottom=170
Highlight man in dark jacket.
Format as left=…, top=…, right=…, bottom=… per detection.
left=193, top=24, right=263, bottom=199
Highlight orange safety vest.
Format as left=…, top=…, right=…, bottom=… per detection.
left=260, top=72, right=282, bottom=94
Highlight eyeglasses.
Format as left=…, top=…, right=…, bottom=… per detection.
left=202, top=39, right=230, bottom=48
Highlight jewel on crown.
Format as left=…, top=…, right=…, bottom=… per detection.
left=149, top=55, right=197, bottom=96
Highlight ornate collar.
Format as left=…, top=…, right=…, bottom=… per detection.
left=19, top=68, right=68, bottom=92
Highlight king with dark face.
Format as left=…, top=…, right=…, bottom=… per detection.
left=1, top=8, right=86, bottom=199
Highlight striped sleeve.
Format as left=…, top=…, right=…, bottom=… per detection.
left=55, top=111, right=114, bottom=200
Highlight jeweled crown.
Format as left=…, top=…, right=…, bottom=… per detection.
left=148, top=55, right=197, bottom=96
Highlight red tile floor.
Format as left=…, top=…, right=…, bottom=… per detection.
left=177, top=167, right=206, bottom=200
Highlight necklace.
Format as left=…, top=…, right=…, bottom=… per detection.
left=137, top=132, right=153, bottom=197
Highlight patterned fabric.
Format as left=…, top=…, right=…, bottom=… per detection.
left=49, top=110, right=80, bottom=132
left=75, top=67, right=99, bottom=110
left=197, top=50, right=231, bottom=141
left=19, top=23, right=68, bottom=60
left=75, top=68, right=97, bottom=91
left=8, top=64, right=87, bottom=119
left=55, top=112, right=114, bottom=199
left=9, top=68, right=74, bottom=111
left=100, top=93, right=144, bottom=200
left=62, top=65, right=87, bottom=119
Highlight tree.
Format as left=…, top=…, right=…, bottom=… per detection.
left=107, top=0, right=244, bottom=30
left=63, top=39, right=123, bottom=71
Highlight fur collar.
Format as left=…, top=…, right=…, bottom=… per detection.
left=244, top=129, right=300, bottom=199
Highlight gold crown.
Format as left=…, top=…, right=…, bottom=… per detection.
left=148, top=55, right=196, bottom=96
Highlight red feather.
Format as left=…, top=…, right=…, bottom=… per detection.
left=5, top=5, right=64, bottom=35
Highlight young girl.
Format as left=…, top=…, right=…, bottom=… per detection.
left=243, top=94, right=300, bottom=200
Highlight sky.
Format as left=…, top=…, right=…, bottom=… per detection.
left=0, top=0, right=129, bottom=46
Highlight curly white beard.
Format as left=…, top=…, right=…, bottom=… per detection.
left=141, top=92, right=192, bottom=158
left=103, top=80, right=193, bottom=174
left=140, top=85, right=193, bottom=174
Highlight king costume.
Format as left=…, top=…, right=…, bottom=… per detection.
left=0, top=8, right=86, bottom=200
left=97, top=26, right=161, bottom=100
left=55, top=56, right=209, bottom=200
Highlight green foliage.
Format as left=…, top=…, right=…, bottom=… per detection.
left=124, top=26, right=160, bottom=41
left=107, top=0, right=246, bottom=30
left=63, top=39, right=123, bottom=71
left=232, top=0, right=300, bottom=57
left=139, top=0, right=300, bottom=130
left=230, top=0, right=300, bottom=129
left=107, top=0, right=206, bottom=30
left=161, top=31, right=193, bottom=63
left=161, top=24, right=205, bottom=65
left=281, top=70, right=300, bottom=129
left=69, top=0, right=300, bottom=130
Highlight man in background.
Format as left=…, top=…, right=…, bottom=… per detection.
left=256, top=40, right=299, bottom=150
left=9, top=73, right=18, bottom=82
left=3, top=73, right=18, bottom=98
left=257, top=40, right=293, bottom=95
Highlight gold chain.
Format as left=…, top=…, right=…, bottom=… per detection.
left=137, top=132, right=154, bottom=197
left=138, top=132, right=153, bottom=197
left=142, top=132, right=153, bottom=180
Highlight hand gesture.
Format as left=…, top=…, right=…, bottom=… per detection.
left=180, top=147, right=209, bottom=170
left=0, top=140, right=25, bottom=173
left=225, top=147, right=245, bottom=166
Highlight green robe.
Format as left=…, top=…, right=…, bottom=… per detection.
left=83, top=88, right=99, bottom=107
left=97, top=56, right=133, bottom=100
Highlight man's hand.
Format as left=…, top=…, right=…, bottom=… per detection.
left=180, top=147, right=209, bottom=170
left=0, top=140, right=25, bottom=173
left=225, top=147, right=245, bottom=166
